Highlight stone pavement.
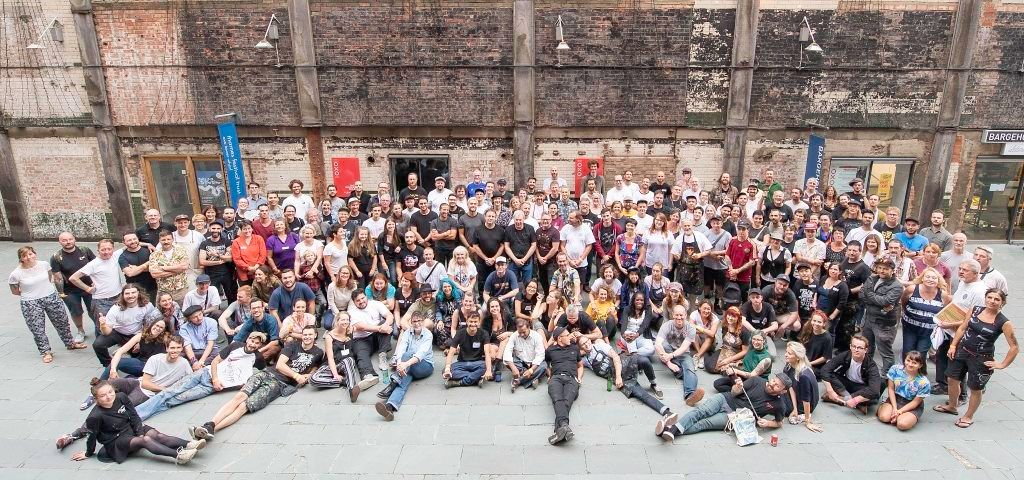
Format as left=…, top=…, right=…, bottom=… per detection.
left=0, top=241, right=1021, bottom=479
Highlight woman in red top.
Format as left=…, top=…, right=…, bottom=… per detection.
left=231, top=220, right=267, bottom=285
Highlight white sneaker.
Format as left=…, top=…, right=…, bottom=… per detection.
left=358, top=374, right=379, bottom=390
left=175, top=447, right=198, bottom=465
left=73, top=331, right=86, bottom=344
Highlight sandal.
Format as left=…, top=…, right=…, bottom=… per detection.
left=41, top=352, right=54, bottom=363
left=933, top=404, right=958, bottom=415
left=821, top=393, right=845, bottom=406
left=955, top=417, right=974, bottom=428
left=67, top=342, right=88, bottom=350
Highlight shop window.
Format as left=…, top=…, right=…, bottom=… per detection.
left=828, top=158, right=914, bottom=212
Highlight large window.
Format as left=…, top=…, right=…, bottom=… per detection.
left=828, top=158, right=914, bottom=212
left=143, top=156, right=228, bottom=218
left=962, top=158, right=1024, bottom=241
left=390, top=155, right=450, bottom=193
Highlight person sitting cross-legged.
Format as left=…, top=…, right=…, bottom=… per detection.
left=374, top=312, right=435, bottom=421
left=443, top=311, right=494, bottom=388
left=188, top=325, right=323, bottom=441
left=504, top=318, right=548, bottom=392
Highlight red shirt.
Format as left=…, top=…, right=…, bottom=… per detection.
left=726, top=238, right=756, bottom=282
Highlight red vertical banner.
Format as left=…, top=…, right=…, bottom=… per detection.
left=330, top=157, right=361, bottom=197
left=574, top=157, right=603, bottom=195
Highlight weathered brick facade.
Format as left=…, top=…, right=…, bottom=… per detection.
left=1, top=0, right=1023, bottom=239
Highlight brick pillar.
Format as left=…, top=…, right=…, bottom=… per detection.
left=513, top=0, right=536, bottom=189
left=288, top=0, right=325, bottom=201
left=921, top=0, right=983, bottom=218
left=722, top=0, right=760, bottom=182
left=71, top=0, right=134, bottom=235
left=0, top=128, right=31, bottom=241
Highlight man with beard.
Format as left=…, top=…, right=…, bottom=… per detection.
left=199, top=221, right=236, bottom=303
left=51, top=232, right=96, bottom=341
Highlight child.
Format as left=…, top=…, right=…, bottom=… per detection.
left=298, top=249, right=326, bottom=316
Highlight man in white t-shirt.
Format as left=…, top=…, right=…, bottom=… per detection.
left=348, top=291, right=396, bottom=388
left=68, top=238, right=124, bottom=329
left=281, top=179, right=316, bottom=220
left=974, top=246, right=1008, bottom=295
left=559, top=211, right=596, bottom=283
left=543, top=166, right=568, bottom=192
left=427, top=177, right=454, bottom=213
left=172, top=214, right=206, bottom=284
left=606, top=175, right=636, bottom=205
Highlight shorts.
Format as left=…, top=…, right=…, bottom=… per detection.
left=62, top=290, right=92, bottom=318
left=241, top=370, right=284, bottom=413
left=702, top=267, right=727, bottom=289
left=894, top=394, right=924, bottom=420
left=945, top=349, right=994, bottom=391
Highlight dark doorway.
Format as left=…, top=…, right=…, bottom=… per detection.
left=391, top=155, right=451, bottom=193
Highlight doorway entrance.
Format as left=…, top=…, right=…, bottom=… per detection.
left=962, top=158, right=1023, bottom=241
left=390, top=155, right=451, bottom=193
left=828, top=157, right=915, bottom=212
left=143, top=156, right=229, bottom=219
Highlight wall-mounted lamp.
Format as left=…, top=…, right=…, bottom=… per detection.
left=799, top=16, right=823, bottom=53
left=26, top=17, right=64, bottom=49
left=556, top=15, right=570, bottom=51
left=255, top=13, right=280, bottom=49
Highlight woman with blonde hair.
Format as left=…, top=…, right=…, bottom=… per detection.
left=900, top=266, right=951, bottom=360
left=447, top=245, right=477, bottom=299
left=784, top=341, right=821, bottom=432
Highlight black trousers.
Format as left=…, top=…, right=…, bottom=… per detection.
left=93, top=331, right=133, bottom=367
left=209, top=271, right=237, bottom=304
left=352, top=333, right=391, bottom=377
left=548, top=374, right=580, bottom=429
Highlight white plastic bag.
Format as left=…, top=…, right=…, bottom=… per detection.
left=930, top=326, right=946, bottom=350
left=726, top=408, right=762, bottom=446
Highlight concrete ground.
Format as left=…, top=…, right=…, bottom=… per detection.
left=0, top=241, right=1021, bottom=479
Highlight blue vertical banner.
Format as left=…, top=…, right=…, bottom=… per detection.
left=217, top=120, right=247, bottom=207
left=804, top=134, right=826, bottom=183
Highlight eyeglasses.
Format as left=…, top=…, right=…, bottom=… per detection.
left=850, top=345, right=867, bottom=350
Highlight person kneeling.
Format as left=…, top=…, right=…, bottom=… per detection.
left=188, top=325, right=324, bottom=440
left=654, top=373, right=790, bottom=442
left=877, top=350, right=930, bottom=431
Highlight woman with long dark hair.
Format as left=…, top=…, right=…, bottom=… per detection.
left=9, top=246, right=86, bottom=362
left=878, top=350, right=931, bottom=431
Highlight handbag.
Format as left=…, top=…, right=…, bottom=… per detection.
left=725, top=408, right=762, bottom=446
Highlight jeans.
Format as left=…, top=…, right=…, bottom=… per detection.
left=135, top=369, right=215, bottom=420
left=863, top=319, right=897, bottom=374
left=323, top=310, right=338, bottom=331
left=451, top=360, right=486, bottom=386
left=93, top=331, right=133, bottom=367
left=385, top=259, right=399, bottom=285
left=101, top=356, right=146, bottom=380
left=674, top=392, right=728, bottom=435
left=623, top=380, right=668, bottom=414
left=667, top=351, right=699, bottom=400
left=353, top=333, right=391, bottom=377
left=548, top=374, right=580, bottom=429
left=508, top=260, right=533, bottom=285
left=511, top=359, right=547, bottom=385
left=901, top=323, right=932, bottom=359
left=90, top=295, right=119, bottom=336
left=387, top=360, right=434, bottom=410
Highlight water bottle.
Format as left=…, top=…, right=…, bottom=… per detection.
left=606, top=376, right=613, bottom=391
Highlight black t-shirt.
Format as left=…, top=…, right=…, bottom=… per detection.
left=504, top=224, right=537, bottom=258
left=430, top=216, right=460, bottom=252
left=399, top=186, right=429, bottom=203
left=760, top=285, right=798, bottom=314
left=199, top=237, right=232, bottom=277
left=136, top=222, right=174, bottom=248
left=556, top=313, right=598, bottom=335
left=784, top=365, right=819, bottom=413
left=877, top=222, right=902, bottom=245
left=447, top=328, right=491, bottom=362
left=580, top=212, right=599, bottom=231
left=395, top=289, right=416, bottom=317
left=51, top=246, right=95, bottom=293
left=117, top=247, right=156, bottom=292
left=840, top=260, right=871, bottom=298
left=650, top=182, right=672, bottom=197
left=792, top=278, right=817, bottom=319
left=763, top=203, right=793, bottom=224
left=741, top=301, right=777, bottom=330
left=409, top=210, right=438, bottom=240
left=471, top=224, right=505, bottom=258
left=270, top=342, right=325, bottom=386
left=546, top=344, right=581, bottom=377
left=595, top=224, right=617, bottom=253
left=398, top=245, right=424, bottom=272
left=725, top=376, right=787, bottom=419
left=804, top=331, right=833, bottom=365
left=535, top=225, right=561, bottom=258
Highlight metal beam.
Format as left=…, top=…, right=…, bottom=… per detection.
left=71, top=0, right=134, bottom=235
left=513, top=0, right=536, bottom=189
left=0, top=128, right=31, bottom=241
left=722, top=0, right=760, bottom=181
left=287, top=0, right=323, bottom=128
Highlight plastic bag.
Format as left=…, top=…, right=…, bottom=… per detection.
left=726, top=408, right=762, bottom=446
left=930, top=326, right=946, bottom=350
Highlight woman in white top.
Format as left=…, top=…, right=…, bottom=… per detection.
left=862, top=235, right=883, bottom=268
left=294, top=225, right=324, bottom=274
left=447, top=246, right=477, bottom=299
left=9, top=246, right=87, bottom=362
left=322, top=223, right=349, bottom=284
left=643, top=213, right=674, bottom=277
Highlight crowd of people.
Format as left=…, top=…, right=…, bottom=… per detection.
left=6, top=163, right=1019, bottom=463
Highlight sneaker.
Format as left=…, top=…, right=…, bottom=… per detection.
left=375, top=401, right=395, bottom=422
left=378, top=351, right=389, bottom=371
left=696, top=357, right=705, bottom=370
left=73, top=331, right=86, bottom=344
left=55, top=434, right=75, bottom=451
left=175, top=447, right=198, bottom=465
left=649, top=383, right=664, bottom=400
left=188, top=425, right=213, bottom=441
left=510, top=377, right=519, bottom=393
left=358, top=374, right=379, bottom=391
left=444, top=379, right=460, bottom=389
left=185, top=439, right=207, bottom=451
left=79, top=395, right=95, bottom=411
left=660, top=431, right=676, bottom=443
left=685, top=388, right=706, bottom=407
left=349, top=385, right=362, bottom=403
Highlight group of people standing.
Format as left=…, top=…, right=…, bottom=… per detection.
left=6, top=164, right=1018, bottom=463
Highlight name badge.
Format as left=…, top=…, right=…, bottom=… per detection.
left=341, top=349, right=350, bottom=356
left=282, top=246, right=290, bottom=250
left=472, top=342, right=481, bottom=348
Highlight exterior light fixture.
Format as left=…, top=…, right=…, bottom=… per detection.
left=800, top=16, right=823, bottom=53
left=27, top=17, right=63, bottom=49
left=255, top=13, right=280, bottom=49
left=556, top=15, right=570, bottom=51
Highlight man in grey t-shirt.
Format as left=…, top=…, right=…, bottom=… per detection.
left=701, top=216, right=732, bottom=311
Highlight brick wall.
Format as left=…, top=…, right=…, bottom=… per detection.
left=312, top=2, right=513, bottom=126
left=962, top=9, right=1024, bottom=128
left=10, top=137, right=111, bottom=237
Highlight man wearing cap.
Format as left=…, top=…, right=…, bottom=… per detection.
left=133, top=329, right=269, bottom=420
left=860, top=256, right=903, bottom=373
left=820, top=334, right=881, bottom=413
left=846, top=177, right=865, bottom=206
left=427, top=176, right=453, bottom=213
left=836, top=199, right=863, bottom=235
left=894, top=217, right=928, bottom=257
left=199, top=220, right=236, bottom=303
left=741, top=288, right=778, bottom=338
left=183, top=273, right=223, bottom=318
left=347, top=197, right=368, bottom=224
left=545, top=326, right=584, bottom=445
left=180, top=305, right=220, bottom=371
left=483, top=256, right=521, bottom=306
left=701, top=216, right=732, bottom=311
left=794, top=222, right=826, bottom=278
left=761, top=275, right=798, bottom=339
left=921, top=210, right=953, bottom=252
left=655, top=372, right=789, bottom=441
left=724, top=220, right=758, bottom=296
left=403, top=285, right=439, bottom=332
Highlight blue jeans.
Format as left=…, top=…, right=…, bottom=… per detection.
left=387, top=361, right=434, bottom=410
left=323, top=310, right=338, bottom=331
left=451, top=360, right=486, bottom=386
left=135, top=369, right=215, bottom=420
left=508, top=260, right=533, bottom=285
left=902, top=323, right=932, bottom=359
left=667, top=352, right=699, bottom=400
left=100, top=356, right=147, bottom=380
left=511, top=359, right=547, bottom=385
left=674, top=391, right=729, bottom=435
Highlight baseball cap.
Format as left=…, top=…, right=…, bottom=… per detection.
left=497, top=178, right=508, bottom=186
left=874, top=256, right=896, bottom=268
left=769, top=232, right=783, bottom=241
left=737, top=220, right=751, bottom=229
left=775, top=274, right=791, bottom=284
left=849, top=177, right=864, bottom=186
left=803, top=222, right=818, bottom=230
left=668, top=282, right=683, bottom=292
left=435, top=176, right=446, bottom=182
left=708, top=214, right=722, bottom=222
left=495, top=256, right=508, bottom=264
left=747, top=287, right=762, bottom=297
left=681, top=167, right=692, bottom=174
left=195, top=274, right=211, bottom=284
left=904, top=217, right=919, bottom=225
left=174, top=214, right=190, bottom=221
